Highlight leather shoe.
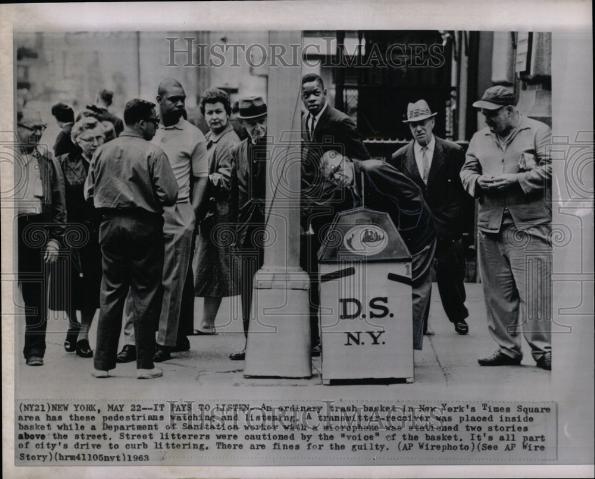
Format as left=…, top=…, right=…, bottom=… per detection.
left=172, top=336, right=190, bottom=352
left=116, top=345, right=136, bottom=363
left=454, top=319, right=469, bottom=335
left=536, top=353, right=551, bottom=371
left=229, top=350, right=245, bottom=361
left=75, top=339, right=93, bottom=358
left=64, top=327, right=80, bottom=352
left=26, top=356, right=44, bottom=366
left=478, top=351, right=521, bottom=366
left=192, top=329, right=217, bottom=336
left=153, top=346, right=172, bottom=362
left=91, top=369, right=110, bottom=378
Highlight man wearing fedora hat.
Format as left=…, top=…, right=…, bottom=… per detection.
left=461, top=85, right=552, bottom=370
left=228, top=96, right=268, bottom=360
left=390, top=99, right=471, bottom=337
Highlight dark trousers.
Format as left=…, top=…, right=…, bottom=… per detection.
left=435, top=237, right=469, bottom=324
left=17, top=215, right=49, bottom=359
left=94, top=212, right=164, bottom=370
left=178, top=233, right=196, bottom=341
left=237, top=247, right=264, bottom=336
left=300, top=232, right=321, bottom=347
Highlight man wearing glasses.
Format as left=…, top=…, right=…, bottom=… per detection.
left=319, top=151, right=436, bottom=352
left=117, top=79, right=209, bottom=364
left=16, top=111, right=66, bottom=366
left=85, top=99, right=178, bottom=379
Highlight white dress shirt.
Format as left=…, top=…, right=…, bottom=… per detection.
left=413, top=134, right=436, bottom=183
left=306, top=101, right=329, bottom=138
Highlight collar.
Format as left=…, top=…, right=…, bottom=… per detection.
left=119, top=129, right=144, bottom=139
left=19, top=147, right=40, bottom=162
left=207, top=123, right=233, bottom=143
left=160, top=117, right=185, bottom=131
left=483, top=114, right=531, bottom=137
left=309, top=101, right=329, bottom=123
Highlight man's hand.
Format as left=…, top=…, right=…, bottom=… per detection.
left=477, top=174, right=518, bottom=191
left=476, top=175, right=495, bottom=191
left=43, top=239, right=60, bottom=264
left=489, top=173, right=519, bottom=190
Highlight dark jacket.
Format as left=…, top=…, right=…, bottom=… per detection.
left=389, top=136, right=468, bottom=239
left=229, top=137, right=267, bottom=249
left=350, top=160, right=435, bottom=255
left=24, top=148, right=67, bottom=243
left=301, top=104, right=370, bottom=232
left=53, top=123, right=79, bottom=157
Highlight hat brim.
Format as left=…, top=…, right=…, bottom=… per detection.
left=402, top=112, right=437, bottom=123
left=238, top=112, right=267, bottom=121
left=472, top=100, right=505, bottom=110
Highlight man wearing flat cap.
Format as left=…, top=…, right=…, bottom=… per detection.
left=390, top=100, right=471, bottom=337
left=228, top=96, right=268, bottom=361
left=460, top=85, right=552, bottom=370
left=15, top=111, right=66, bottom=366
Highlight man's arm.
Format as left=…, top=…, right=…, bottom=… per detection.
left=516, top=122, right=552, bottom=194
left=460, top=136, right=490, bottom=197
left=150, top=150, right=179, bottom=206
left=45, top=155, right=67, bottom=263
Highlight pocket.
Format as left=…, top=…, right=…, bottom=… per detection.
left=519, top=152, right=537, bottom=171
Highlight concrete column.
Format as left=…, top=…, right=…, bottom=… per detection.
left=244, top=31, right=311, bottom=378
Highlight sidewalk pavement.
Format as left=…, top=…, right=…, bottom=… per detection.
left=15, top=283, right=551, bottom=399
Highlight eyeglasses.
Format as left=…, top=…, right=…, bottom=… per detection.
left=327, top=156, right=347, bottom=180
left=18, top=123, right=47, bottom=132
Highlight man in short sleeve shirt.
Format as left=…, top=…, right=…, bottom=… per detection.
left=151, top=79, right=209, bottom=361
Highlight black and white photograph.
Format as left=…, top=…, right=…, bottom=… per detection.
left=1, top=2, right=593, bottom=478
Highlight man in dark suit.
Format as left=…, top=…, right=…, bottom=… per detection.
left=300, top=73, right=370, bottom=355
left=319, top=151, right=436, bottom=351
left=389, top=100, right=470, bottom=336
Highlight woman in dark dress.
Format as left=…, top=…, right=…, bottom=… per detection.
left=57, top=117, right=104, bottom=357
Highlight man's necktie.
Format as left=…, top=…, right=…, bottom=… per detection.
left=308, top=114, right=315, bottom=140
left=421, top=146, right=431, bottom=184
